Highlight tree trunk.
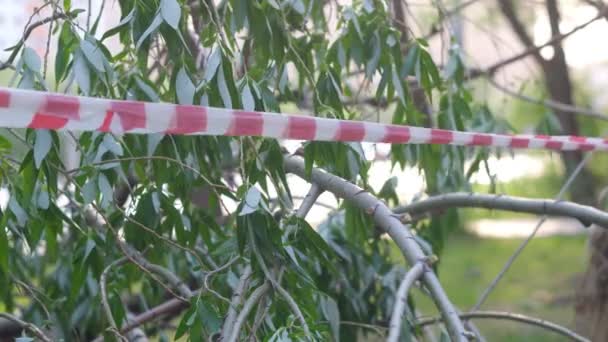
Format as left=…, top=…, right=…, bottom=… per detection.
left=498, top=0, right=602, bottom=339
left=541, top=1, right=604, bottom=340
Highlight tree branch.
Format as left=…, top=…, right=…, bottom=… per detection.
left=477, top=4, right=608, bottom=76
left=0, top=313, right=52, bottom=342
left=226, top=282, right=272, bottom=342
left=388, top=262, right=427, bottom=342
left=472, top=154, right=591, bottom=310
left=487, top=77, right=608, bottom=122
left=296, top=184, right=323, bottom=219
left=415, top=311, right=590, bottom=342
left=283, top=155, right=469, bottom=342
left=393, top=192, right=608, bottom=228
left=100, top=257, right=129, bottom=342
left=0, top=11, right=76, bottom=70
left=220, top=266, right=253, bottom=339
left=496, top=0, right=544, bottom=65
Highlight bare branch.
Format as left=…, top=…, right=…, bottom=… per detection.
left=221, top=266, right=253, bottom=339
left=388, top=262, right=426, bottom=342
left=248, top=227, right=312, bottom=339
left=415, top=311, right=590, bottom=342
left=226, top=282, right=272, bottom=342
left=487, top=77, right=608, bottom=122
left=100, top=257, right=129, bottom=342
left=284, top=155, right=469, bottom=342
left=0, top=313, right=52, bottom=342
left=478, top=4, right=608, bottom=76
left=584, top=0, right=608, bottom=21
left=296, top=184, right=324, bottom=219
left=91, top=296, right=192, bottom=342
left=472, top=154, right=591, bottom=310
left=496, top=0, right=544, bottom=65
left=394, top=191, right=608, bottom=228
left=0, top=11, right=75, bottom=70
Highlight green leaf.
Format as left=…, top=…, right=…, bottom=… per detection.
left=82, top=178, right=97, bottom=205
left=203, top=48, right=222, bottom=82
left=160, top=0, right=181, bottom=30
left=80, top=40, right=105, bottom=72
left=289, top=0, right=306, bottom=14
left=240, top=187, right=262, bottom=216
left=217, top=65, right=233, bottom=108
left=136, top=14, right=163, bottom=49
left=34, top=130, right=52, bottom=169
left=23, top=47, right=41, bottom=72
left=176, top=67, right=195, bottom=105
left=175, top=304, right=197, bottom=339
left=0, top=135, right=11, bottom=152
left=8, top=196, right=27, bottom=227
left=37, top=190, right=49, bottom=210
left=378, top=176, right=399, bottom=206
left=101, top=8, right=135, bottom=41
left=98, top=174, right=113, bottom=208
left=0, top=212, right=8, bottom=273
left=392, top=67, right=406, bottom=106
left=102, top=134, right=124, bottom=156
left=321, top=296, right=340, bottom=341
left=135, top=77, right=160, bottom=101
left=267, top=0, right=280, bottom=9
left=73, top=52, right=91, bottom=94
left=241, top=82, right=255, bottom=111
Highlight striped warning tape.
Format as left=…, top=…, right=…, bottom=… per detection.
left=0, top=87, right=605, bottom=151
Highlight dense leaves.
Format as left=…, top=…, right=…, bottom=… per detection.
left=0, top=0, right=506, bottom=341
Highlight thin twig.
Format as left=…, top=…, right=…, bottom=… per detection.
left=226, top=282, right=272, bottom=342
left=472, top=153, right=592, bottom=310
left=220, top=265, right=252, bottom=339
left=487, top=77, right=608, bottom=122
left=474, top=4, right=608, bottom=77
left=415, top=311, right=590, bottom=342
left=248, top=227, right=312, bottom=339
left=100, top=257, right=129, bottom=342
left=387, top=262, right=426, bottom=342
left=0, top=11, right=73, bottom=70
left=43, top=1, right=57, bottom=79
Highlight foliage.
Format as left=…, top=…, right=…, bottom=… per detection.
left=0, top=0, right=513, bottom=341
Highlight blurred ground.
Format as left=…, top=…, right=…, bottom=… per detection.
left=390, top=233, right=587, bottom=342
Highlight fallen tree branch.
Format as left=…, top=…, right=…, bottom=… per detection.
left=387, top=262, right=426, bottom=342
left=394, top=192, right=608, bottom=228
left=415, top=310, right=590, bottom=342
left=284, top=155, right=469, bottom=342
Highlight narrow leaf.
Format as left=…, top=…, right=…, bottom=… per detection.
left=176, top=67, right=195, bottom=105
left=34, top=130, right=52, bottom=169
left=136, top=14, right=163, bottom=49
left=80, top=40, right=105, bottom=72
left=161, top=0, right=181, bottom=30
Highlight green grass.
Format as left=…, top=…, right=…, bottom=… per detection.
left=391, top=233, right=588, bottom=341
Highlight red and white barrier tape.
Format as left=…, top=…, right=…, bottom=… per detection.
left=0, top=87, right=605, bottom=151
